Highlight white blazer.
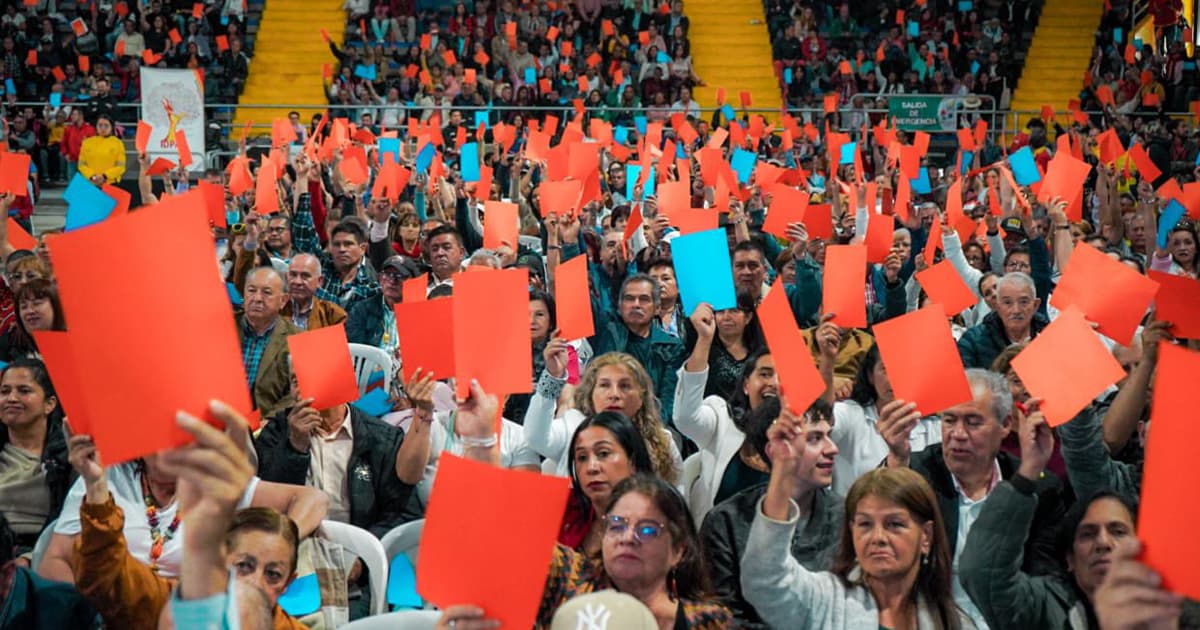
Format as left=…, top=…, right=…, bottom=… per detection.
left=831, top=400, right=942, bottom=496
left=672, top=366, right=748, bottom=524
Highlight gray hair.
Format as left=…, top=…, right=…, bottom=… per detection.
left=995, top=271, right=1035, bottom=296
left=289, top=253, right=323, bottom=280
left=965, top=368, right=1013, bottom=424
left=893, top=227, right=912, bottom=241
left=246, top=266, right=287, bottom=292
left=620, top=273, right=662, bottom=310
left=466, top=249, right=502, bottom=269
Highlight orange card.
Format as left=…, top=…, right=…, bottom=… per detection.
left=195, top=181, right=223, bottom=228
left=538, top=180, right=582, bottom=218
left=864, top=213, right=894, bottom=264
left=483, top=201, right=519, bottom=250
left=216, top=35, right=229, bottom=52
left=78, top=54, right=90, bottom=73
left=174, top=130, right=192, bottom=168
left=1149, top=271, right=1200, bottom=339
left=1050, top=242, right=1160, bottom=345
left=401, top=275, right=427, bottom=304
left=601, top=19, right=614, bottom=36
left=145, top=157, right=176, bottom=176
left=915, top=259, right=977, bottom=316
left=762, top=186, right=808, bottom=240
left=114, top=41, right=125, bottom=57
left=823, top=93, right=839, bottom=114
left=666, top=208, right=718, bottom=235
left=168, top=28, right=182, bottom=45
left=46, top=193, right=252, bottom=464
left=655, top=179, right=689, bottom=217
left=395, top=297, right=456, bottom=382
left=1036, top=151, right=1093, bottom=221
left=473, top=164, right=492, bottom=202
left=255, top=161, right=279, bottom=214
left=739, top=91, right=752, bottom=108
left=1010, top=308, right=1126, bottom=426
left=417, top=455, right=570, bottom=629
left=25, top=50, right=36, bottom=66
left=1127, top=142, right=1162, bottom=184
left=822, top=245, right=867, bottom=328
left=1143, top=92, right=1161, bottom=107
left=1140, top=343, right=1200, bottom=600
left=33, top=331, right=90, bottom=435
left=452, top=268, right=531, bottom=399
left=192, top=2, right=204, bottom=18
left=554, top=255, right=594, bottom=341
left=141, top=49, right=161, bottom=65
left=135, top=121, right=152, bottom=155
left=51, top=66, right=66, bottom=82
left=872, top=306, right=973, bottom=416
left=0, top=153, right=31, bottom=197
left=838, top=60, right=852, bottom=75
left=6, top=217, right=36, bottom=250
left=271, top=117, right=297, bottom=148
left=545, top=25, right=559, bottom=41
left=102, top=184, right=131, bottom=218
left=756, top=285, right=826, bottom=416
left=287, top=324, right=359, bottom=410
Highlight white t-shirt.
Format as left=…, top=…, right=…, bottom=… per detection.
left=56, top=462, right=260, bottom=579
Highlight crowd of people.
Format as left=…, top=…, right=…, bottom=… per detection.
left=0, top=0, right=1199, bottom=629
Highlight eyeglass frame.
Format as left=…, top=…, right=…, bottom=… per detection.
left=602, top=515, right=670, bottom=544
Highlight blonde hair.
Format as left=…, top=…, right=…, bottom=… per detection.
left=574, top=352, right=678, bottom=484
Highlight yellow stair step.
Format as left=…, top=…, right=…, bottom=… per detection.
left=1009, top=0, right=1104, bottom=114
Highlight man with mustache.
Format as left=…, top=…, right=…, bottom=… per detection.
left=957, top=272, right=1049, bottom=369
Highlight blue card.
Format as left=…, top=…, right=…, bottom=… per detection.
left=460, top=142, right=480, bottom=182
left=4, top=79, right=14, bottom=94
left=958, top=0, right=972, bottom=10
left=1158, top=200, right=1187, bottom=250
left=730, top=148, right=756, bottom=184
left=474, top=110, right=489, bottom=129
left=970, top=60, right=980, bottom=75
left=642, top=173, right=655, bottom=199
left=910, top=168, right=932, bottom=194
left=783, top=68, right=793, bottom=84
left=378, top=137, right=401, bottom=164
left=353, top=64, right=376, bottom=81
left=614, top=125, right=629, bottom=145
left=960, top=151, right=974, bottom=175
left=656, top=50, right=670, bottom=64
left=226, top=282, right=243, bottom=307
left=670, top=228, right=737, bottom=316
left=352, top=387, right=393, bottom=417
left=1114, top=27, right=1123, bottom=43
left=1007, top=146, right=1042, bottom=186
left=721, top=104, right=737, bottom=121
left=225, top=209, right=240, bottom=227
left=49, top=92, right=61, bottom=108
left=625, top=164, right=640, bottom=200
left=415, top=142, right=436, bottom=174
left=64, top=173, right=118, bottom=231
left=839, top=142, right=857, bottom=165
left=634, top=115, right=648, bottom=135
left=908, top=21, right=920, bottom=37
left=278, top=573, right=321, bottom=616
left=386, top=554, right=423, bottom=608
left=523, top=66, right=536, bottom=85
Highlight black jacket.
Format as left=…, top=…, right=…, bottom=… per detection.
left=700, top=483, right=843, bottom=629
left=0, top=415, right=74, bottom=548
left=910, top=444, right=1066, bottom=577
left=957, top=310, right=1051, bottom=369
left=254, top=405, right=414, bottom=537
left=346, top=294, right=387, bottom=348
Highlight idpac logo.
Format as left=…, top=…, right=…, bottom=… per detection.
left=159, top=98, right=186, bottom=149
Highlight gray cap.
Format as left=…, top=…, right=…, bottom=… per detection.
left=550, top=591, right=657, bottom=630
left=381, top=255, right=423, bottom=280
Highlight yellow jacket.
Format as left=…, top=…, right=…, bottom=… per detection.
left=77, top=135, right=126, bottom=184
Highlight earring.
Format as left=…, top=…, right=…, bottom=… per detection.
left=921, top=552, right=930, bottom=567
left=668, top=567, right=678, bottom=600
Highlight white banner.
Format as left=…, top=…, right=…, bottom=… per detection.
left=139, top=68, right=205, bottom=172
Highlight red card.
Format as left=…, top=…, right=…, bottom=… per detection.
left=25, top=50, right=36, bottom=66
left=872, top=306, right=973, bottom=416
left=452, top=268, right=532, bottom=399
left=145, top=158, right=176, bottom=176
left=822, top=245, right=867, bottom=328
left=255, top=160, right=279, bottom=214
left=739, top=91, right=752, bottom=108
left=1010, top=308, right=1126, bottom=426
left=51, top=66, right=66, bottom=82
left=135, top=121, right=152, bottom=155
left=538, top=180, right=582, bottom=218
left=141, top=49, right=161, bottom=65
left=483, top=201, right=519, bottom=250
left=168, top=28, right=182, bottom=45
left=192, top=2, right=203, bottom=18
left=864, top=213, right=894, bottom=264
left=915, top=259, right=978, bottom=316
left=803, top=203, right=834, bottom=241
left=78, top=55, right=90, bottom=73
left=762, top=186, right=808, bottom=240
left=1149, top=271, right=1200, bottom=339
left=417, top=455, right=570, bottom=630
left=216, top=35, right=229, bottom=52
left=174, top=130, right=192, bottom=168
left=46, top=193, right=252, bottom=464
left=667, top=208, right=718, bottom=235
left=115, top=41, right=126, bottom=57
left=402, top=276, right=427, bottom=304
left=395, top=298, right=455, bottom=382
left=1050, top=242, right=1160, bottom=345
left=555, top=255, right=594, bottom=341
left=0, top=153, right=31, bottom=197
left=33, top=331, right=90, bottom=435
left=756, top=285, right=825, bottom=417
left=271, top=118, right=297, bottom=148
left=6, top=217, right=36, bottom=250
left=287, top=324, right=359, bottom=410
left=1036, top=151, right=1093, bottom=221
left=1127, top=143, right=1161, bottom=183
left=1140, top=343, right=1200, bottom=600
left=102, top=184, right=131, bottom=218
left=823, top=93, right=839, bottom=114
left=196, top=181, right=223, bottom=228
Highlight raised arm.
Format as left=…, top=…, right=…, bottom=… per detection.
left=675, top=304, right=722, bottom=447
left=521, top=339, right=573, bottom=463
left=1101, top=322, right=1169, bottom=452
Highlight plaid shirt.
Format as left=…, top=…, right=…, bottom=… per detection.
left=292, top=193, right=381, bottom=309
left=241, top=317, right=277, bottom=389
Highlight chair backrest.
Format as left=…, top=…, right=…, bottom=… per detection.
left=380, top=519, right=425, bottom=567
left=320, top=520, right=389, bottom=616
left=340, top=610, right=441, bottom=630
left=30, top=519, right=56, bottom=573
left=349, top=343, right=393, bottom=395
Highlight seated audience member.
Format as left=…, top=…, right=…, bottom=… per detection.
left=0, top=512, right=97, bottom=629
left=683, top=295, right=766, bottom=402
left=235, top=221, right=346, bottom=331
left=346, top=255, right=422, bottom=356
left=37, top=414, right=327, bottom=586
left=238, top=267, right=298, bottom=419
left=524, top=350, right=681, bottom=484
left=253, top=366, right=429, bottom=537
left=882, top=368, right=1065, bottom=627
left=742, top=424, right=970, bottom=629
left=957, top=272, right=1049, bottom=369
left=831, top=346, right=941, bottom=496
left=701, top=397, right=842, bottom=629
left=0, top=279, right=66, bottom=362
left=424, top=225, right=466, bottom=294
left=0, top=359, right=71, bottom=551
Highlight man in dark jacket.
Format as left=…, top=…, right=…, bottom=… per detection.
left=700, top=398, right=842, bottom=629
left=347, top=255, right=423, bottom=350
left=253, top=372, right=430, bottom=537
left=883, top=368, right=1065, bottom=629
left=957, top=271, right=1049, bottom=368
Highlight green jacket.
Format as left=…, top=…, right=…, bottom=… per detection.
left=1057, top=403, right=1140, bottom=501
left=235, top=315, right=298, bottom=420
left=959, top=479, right=1092, bottom=630
left=589, top=309, right=686, bottom=422
left=0, top=566, right=98, bottom=629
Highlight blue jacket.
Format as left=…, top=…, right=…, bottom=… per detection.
left=0, top=566, right=98, bottom=629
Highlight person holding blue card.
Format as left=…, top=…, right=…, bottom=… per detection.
left=1151, top=201, right=1197, bottom=277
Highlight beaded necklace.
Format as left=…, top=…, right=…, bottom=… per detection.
left=141, top=469, right=181, bottom=574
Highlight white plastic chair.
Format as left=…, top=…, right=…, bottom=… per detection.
left=320, top=520, right=389, bottom=616
left=380, top=519, right=425, bottom=568
left=340, top=610, right=441, bottom=629
left=349, top=343, right=393, bottom=395
left=31, top=519, right=56, bottom=572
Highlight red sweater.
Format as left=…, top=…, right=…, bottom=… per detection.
left=62, top=122, right=95, bottom=162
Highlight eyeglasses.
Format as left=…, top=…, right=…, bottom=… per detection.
left=603, top=515, right=668, bottom=543
left=266, top=226, right=288, bottom=234
left=380, top=271, right=407, bottom=282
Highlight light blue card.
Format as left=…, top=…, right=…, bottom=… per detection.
left=278, top=574, right=321, bottom=616
left=64, top=173, right=117, bottom=231
left=378, top=137, right=402, bottom=164
left=460, top=142, right=480, bottom=182
left=1158, top=200, right=1187, bottom=250
left=731, top=148, right=756, bottom=184
left=352, top=388, right=393, bottom=417
left=839, top=142, right=857, bottom=165
left=910, top=167, right=932, bottom=194
left=1007, top=146, right=1041, bottom=186
left=671, top=228, right=737, bottom=315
